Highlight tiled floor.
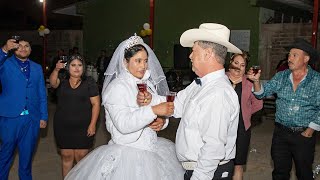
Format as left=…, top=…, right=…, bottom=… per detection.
left=8, top=102, right=320, bottom=180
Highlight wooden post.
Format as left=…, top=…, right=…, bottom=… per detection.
left=42, top=0, right=47, bottom=72
left=311, top=0, right=319, bottom=48
left=149, top=0, right=154, bottom=49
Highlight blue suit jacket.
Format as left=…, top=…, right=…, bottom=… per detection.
left=0, top=50, right=48, bottom=121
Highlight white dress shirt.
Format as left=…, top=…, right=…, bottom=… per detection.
left=174, top=69, right=239, bottom=180
left=103, top=70, right=168, bottom=152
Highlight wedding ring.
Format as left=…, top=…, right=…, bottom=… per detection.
left=144, top=99, right=148, bottom=103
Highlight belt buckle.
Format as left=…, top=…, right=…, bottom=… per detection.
left=289, top=126, right=304, bottom=133
left=182, top=162, right=197, bottom=170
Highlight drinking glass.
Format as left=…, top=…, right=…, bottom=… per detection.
left=60, top=56, right=68, bottom=63
left=11, top=35, right=20, bottom=43
left=166, top=91, right=177, bottom=102
left=252, top=65, right=260, bottom=75
left=136, top=80, right=147, bottom=92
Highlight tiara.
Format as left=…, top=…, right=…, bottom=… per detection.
left=125, top=34, right=144, bottom=50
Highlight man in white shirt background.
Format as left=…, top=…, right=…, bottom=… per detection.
left=174, top=23, right=241, bottom=180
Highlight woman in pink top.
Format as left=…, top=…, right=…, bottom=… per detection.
left=227, top=51, right=263, bottom=180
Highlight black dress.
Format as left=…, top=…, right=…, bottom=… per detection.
left=232, top=81, right=251, bottom=165
left=54, top=77, right=99, bottom=149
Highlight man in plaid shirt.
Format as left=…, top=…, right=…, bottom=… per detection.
left=248, top=38, right=320, bottom=180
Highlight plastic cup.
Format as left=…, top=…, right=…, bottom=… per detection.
left=137, top=80, right=147, bottom=92
left=166, top=91, right=177, bottom=102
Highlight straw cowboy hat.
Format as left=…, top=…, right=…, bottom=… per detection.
left=285, top=38, right=319, bottom=63
left=180, top=23, right=242, bottom=54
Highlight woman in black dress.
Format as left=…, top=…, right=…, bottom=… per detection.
left=49, top=55, right=100, bottom=178
left=227, top=51, right=263, bottom=180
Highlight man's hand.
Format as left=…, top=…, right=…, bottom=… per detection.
left=2, top=39, right=19, bottom=53
left=246, top=67, right=261, bottom=83
left=301, top=128, right=314, bottom=138
left=152, top=102, right=174, bottom=117
left=137, top=91, right=152, bottom=106
left=40, top=120, right=47, bottom=129
left=149, top=117, right=165, bottom=131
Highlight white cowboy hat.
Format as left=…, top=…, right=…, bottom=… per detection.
left=180, top=23, right=242, bottom=54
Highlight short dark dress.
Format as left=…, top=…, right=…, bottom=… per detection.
left=54, top=77, right=99, bottom=149
left=233, top=81, right=251, bottom=165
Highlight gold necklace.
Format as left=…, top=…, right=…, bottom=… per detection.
left=69, top=79, right=81, bottom=88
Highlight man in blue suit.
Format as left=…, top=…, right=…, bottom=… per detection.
left=0, top=38, right=48, bottom=180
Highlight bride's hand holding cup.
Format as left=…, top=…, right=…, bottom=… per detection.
left=137, top=91, right=152, bottom=106
left=136, top=80, right=152, bottom=106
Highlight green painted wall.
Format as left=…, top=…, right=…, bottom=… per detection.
left=83, top=0, right=260, bottom=67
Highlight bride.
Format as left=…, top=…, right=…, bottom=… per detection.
left=65, top=35, right=184, bottom=180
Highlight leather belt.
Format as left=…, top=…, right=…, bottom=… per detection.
left=275, top=122, right=306, bottom=133
left=182, top=160, right=230, bottom=170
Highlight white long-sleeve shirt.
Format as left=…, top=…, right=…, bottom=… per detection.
left=102, top=71, right=168, bottom=151
left=174, top=69, right=239, bottom=180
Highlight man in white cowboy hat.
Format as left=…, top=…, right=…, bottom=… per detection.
left=248, top=38, right=320, bottom=180
left=173, top=23, right=241, bottom=180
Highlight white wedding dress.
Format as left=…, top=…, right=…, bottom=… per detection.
left=65, top=71, right=184, bottom=180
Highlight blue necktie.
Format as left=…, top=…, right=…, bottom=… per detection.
left=195, top=78, right=202, bottom=86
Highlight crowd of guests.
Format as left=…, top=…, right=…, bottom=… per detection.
left=0, top=22, right=319, bottom=180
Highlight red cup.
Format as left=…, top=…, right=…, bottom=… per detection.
left=166, top=91, right=177, bottom=102
left=137, top=81, right=147, bottom=92
left=252, top=65, right=260, bottom=75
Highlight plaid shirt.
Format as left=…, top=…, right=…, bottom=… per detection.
left=254, top=66, right=320, bottom=131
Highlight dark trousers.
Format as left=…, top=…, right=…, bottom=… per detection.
left=0, top=115, right=39, bottom=180
left=184, top=161, right=234, bottom=180
left=271, top=124, right=316, bottom=180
